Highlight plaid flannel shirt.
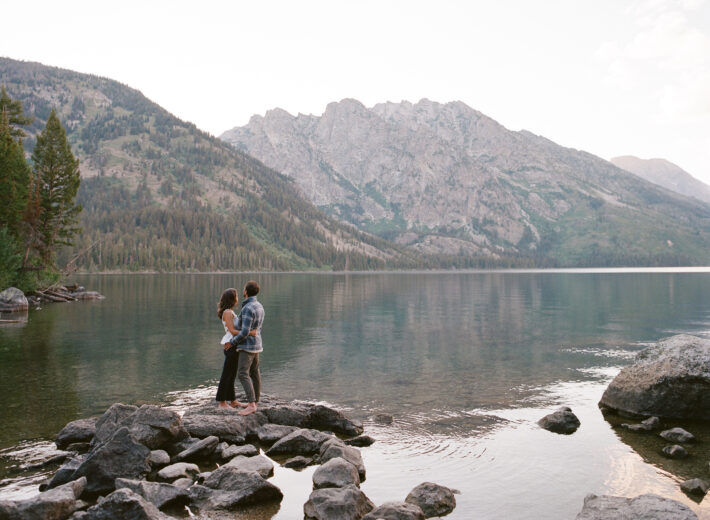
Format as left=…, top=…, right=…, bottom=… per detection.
left=229, top=296, right=264, bottom=353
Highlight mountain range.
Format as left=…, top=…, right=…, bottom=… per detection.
left=222, top=98, right=710, bottom=265
left=611, top=156, right=710, bottom=206
left=2, top=56, right=709, bottom=269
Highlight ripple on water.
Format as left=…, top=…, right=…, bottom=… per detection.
left=0, top=440, right=66, bottom=500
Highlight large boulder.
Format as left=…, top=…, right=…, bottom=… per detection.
left=0, top=287, right=28, bottom=312
left=318, top=439, right=366, bottom=480
left=47, top=455, right=87, bottom=489
left=266, top=428, right=331, bottom=457
left=92, top=404, right=138, bottom=445
left=307, top=404, right=364, bottom=436
left=191, top=468, right=283, bottom=510
left=405, top=482, right=457, bottom=518
left=114, top=478, right=190, bottom=509
left=362, top=501, right=426, bottom=520
left=122, top=405, right=188, bottom=450
left=0, top=477, right=85, bottom=520
left=575, top=493, right=698, bottom=519
left=537, top=407, right=580, bottom=434
left=599, top=335, right=710, bottom=420
left=73, top=427, right=151, bottom=496
left=312, top=457, right=360, bottom=489
left=304, top=485, right=375, bottom=520
left=80, top=488, right=171, bottom=520
left=224, top=454, right=274, bottom=478
left=180, top=405, right=267, bottom=443
left=55, top=418, right=97, bottom=450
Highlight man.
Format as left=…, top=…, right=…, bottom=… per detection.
left=229, top=280, right=264, bottom=416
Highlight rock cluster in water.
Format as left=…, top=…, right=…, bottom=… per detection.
left=0, top=285, right=104, bottom=314
left=0, top=396, right=457, bottom=520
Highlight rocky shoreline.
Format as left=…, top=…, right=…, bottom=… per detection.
left=0, top=285, right=105, bottom=315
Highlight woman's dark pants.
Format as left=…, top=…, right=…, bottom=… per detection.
left=215, top=348, right=237, bottom=402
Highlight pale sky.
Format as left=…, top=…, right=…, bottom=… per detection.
left=2, top=0, right=709, bottom=183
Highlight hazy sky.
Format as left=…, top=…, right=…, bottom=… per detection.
left=2, top=0, right=709, bottom=182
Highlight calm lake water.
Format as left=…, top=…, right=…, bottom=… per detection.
left=1, top=271, right=709, bottom=519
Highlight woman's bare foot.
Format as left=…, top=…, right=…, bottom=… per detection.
left=229, top=400, right=248, bottom=408
left=238, top=403, right=257, bottom=416
left=217, top=402, right=232, bottom=409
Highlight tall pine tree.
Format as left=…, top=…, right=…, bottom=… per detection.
left=0, top=108, right=31, bottom=238
left=29, top=109, right=82, bottom=268
left=0, top=86, right=33, bottom=139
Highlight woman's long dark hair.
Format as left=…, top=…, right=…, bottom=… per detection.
left=217, top=288, right=238, bottom=319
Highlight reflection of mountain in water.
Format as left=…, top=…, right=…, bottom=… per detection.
left=603, top=411, right=710, bottom=486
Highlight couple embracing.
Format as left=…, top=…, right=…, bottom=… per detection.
left=215, top=280, right=264, bottom=416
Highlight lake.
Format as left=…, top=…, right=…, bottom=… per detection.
left=1, top=270, right=709, bottom=519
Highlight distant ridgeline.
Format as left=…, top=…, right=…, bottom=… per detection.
left=2, top=57, right=710, bottom=270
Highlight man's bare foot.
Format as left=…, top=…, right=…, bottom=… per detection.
left=229, top=400, right=248, bottom=408
left=217, top=402, right=232, bottom=409
left=238, top=403, right=257, bottom=416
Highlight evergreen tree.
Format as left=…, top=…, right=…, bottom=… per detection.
left=0, top=108, right=31, bottom=238
left=0, top=86, right=33, bottom=139
left=29, top=109, right=82, bottom=267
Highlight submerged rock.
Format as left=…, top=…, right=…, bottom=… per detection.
left=680, top=478, right=709, bottom=498
left=373, top=413, right=394, bottom=425
left=537, top=407, right=581, bottom=434
left=621, top=416, right=660, bottom=432
left=575, top=493, right=698, bottom=519
left=405, top=482, right=457, bottom=518
left=660, top=427, right=695, bottom=443
left=0, top=477, right=85, bottom=520
left=362, top=501, right=426, bottom=520
left=662, top=444, right=689, bottom=459
left=304, top=485, right=374, bottom=520
left=599, top=334, right=710, bottom=420
left=345, top=435, right=375, bottom=447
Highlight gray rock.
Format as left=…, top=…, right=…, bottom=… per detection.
left=92, top=404, right=138, bottom=445
left=0, top=477, right=85, bottom=520
left=405, top=482, right=456, bottom=518
left=56, top=418, right=97, bottom=450
left=221, top=443, right=258, bottom=459
left=304, top=485, right=375, bottom=520
left=256, top=424, right=299, bottom=444
left=345, top=435, right=375, bottom=447
left=120, top=405, right=188, bottom=450
left=284, top=456, right=313, bottom=468
left=73, top=427, right=151, bottom=496
left=267, top=428, right=331, bottom=457
left=313, top=457, right=360, bottom=489
left=47, top=455, right=87, bottom=489
left=156, top=462, right=200, bottom=482
left=71, top=291, right=104, bottom=301
left=575, top=493, right=698, bottom=519
left=114, top=478, right=189, bottom=509
left=224, top=454, right=274, bottom=478
left=81, top=488, right=171, bottom=520
left=680, top=478, right=709, bottom=497
left=662, top=444, right=689, bottom=459
left=171, top=478, right=193, bottom=488
left=192, top=468, right=283, bottom=509
left=262, top=403, right=312, bottom=427
left=180, top=406, right=267, bottom=444
left=307, top=404, right=364, bottom=436
left=374, top=413, right=394, bottom=425
left=621, top=416, right=660, bottom=432
left=170, top=435, right=218, bottom=463
left=362, top=501, right=426, bottom=520
left=319, top=439, right=366, bottom=480
left=147, top=450, right=170, bottom=467
left=0, top=287, right=28, bottom=312
left=599, top=335, right=710, bottom=420
left=660, top=427, right=695, bottom=443
left=537, top=406, right=581, bottom=434
left=65, top=443, right=91, bottom=454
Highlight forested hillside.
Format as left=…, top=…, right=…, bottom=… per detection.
left=1, top=58, right=426, bottom=271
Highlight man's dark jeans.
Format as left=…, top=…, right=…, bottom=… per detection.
left=237, top=351, right=261, bottom=403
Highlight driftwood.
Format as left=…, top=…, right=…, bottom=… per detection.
left=44, top=289, right=77, bottom=302
left=29, top=290, right=71, bottom=303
